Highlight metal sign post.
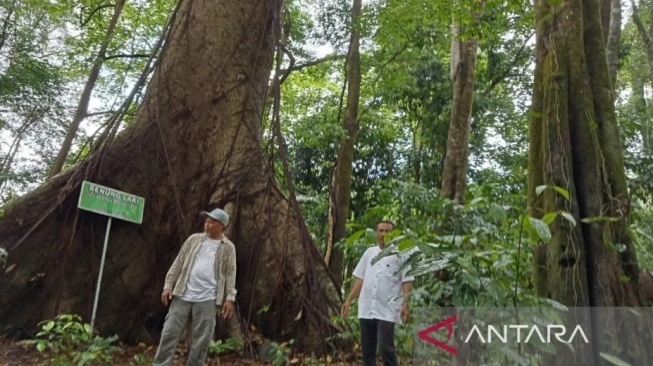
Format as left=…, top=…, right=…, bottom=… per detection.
left=91, top=217, right=112, bottom=331
left=77, top=181, right=144, bottom=334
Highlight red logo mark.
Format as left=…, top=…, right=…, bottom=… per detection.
left=418, top=314, right=458, bottom=355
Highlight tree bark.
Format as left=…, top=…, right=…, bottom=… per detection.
left=530, top=0, right=652, bottom=363
left=605, top=0, right=621, bottom=88
left=326, top=0, right=362, bottom=289
left=48, top=0, right=126, bottom=179
left=441, top=5, right=483, bottom=203
left=0, top=0, right=339, bottom=350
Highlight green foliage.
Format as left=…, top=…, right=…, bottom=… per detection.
left=337, top=181, right=571, bottom=357
left=21, top=314, right=121, bottom=366
left=129, top=352, right=148, bottom=365
left=600, top=352, right=633, bottom=366
left=260, top=339, right=294, bottom=366
left=257, top=304, right=271, bottom=315
left=208, top=337, right=244, bottom=355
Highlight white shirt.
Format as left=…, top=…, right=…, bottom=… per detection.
left=353, top=245, right=414, bottom=324
left=181, top=238, right=221, bottom=302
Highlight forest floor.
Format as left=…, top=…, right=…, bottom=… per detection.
left=0, top=335, right=378, bottom=365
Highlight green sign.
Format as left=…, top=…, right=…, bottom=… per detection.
left=78, top=181, right=145, bottom=224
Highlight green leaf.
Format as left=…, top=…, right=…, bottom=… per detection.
left=398, top=238, right=417, bottom=251
left=469, top=197, right=484, bottom=205
left=545, top=299, right=568, bottom=311
left=535, top=185, right=570, bottom=200
left=620, top=275, right=630, bottom=283
left=36, top=342, right=46, bottom=352
left=84, top=323, right=92, bottom=334
left=599, top=353, right=633, bottom=366
left=542, top=212, right=558, bottom=225
left=581, top=216, right=621, bottom=224
left=363, top=228, right=377, bottom=244
left=346, top=229, right=366, bottom=246
left=489, top=202, right=507, bottom=225
left=552, top=186, right=570, bottom=200
left=529, top=217, right=552, bottom=242
left=0, top=209, right=4, bottom=218
left=257, top=304, right=270, bottom=315
left=560, top=211, right=577, bottom=227
left=44, top=320, right=55, bottom=332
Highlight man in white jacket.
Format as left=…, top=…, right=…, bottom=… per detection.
left=341, top=220, right=414, bottom=366
left=153, top=208, right=237, bottom=366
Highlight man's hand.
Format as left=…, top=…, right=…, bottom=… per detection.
left=401, top=303, right=410, bottom=323
left=221, top=301, right=235, bottom=319
left=341, top=300, right=352, bottom=318
left=161, top=290, right=172, bottom=306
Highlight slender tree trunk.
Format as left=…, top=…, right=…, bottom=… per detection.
left=632, top=75, right=653, bottom=154
left=326, top=0, right=362, bottom=289
left=0, top=109, right=40, bottom=193
left=530, top=0, right=652, bottom=363
left=48, top=0, right=126, bottom=178
left=630, top=0, right=653, bottom=154
left=631, top=0, right=653, bottom=85
left=0, top=0, right=16, bottom=53
left=0, top=0, right=339, bottom=349
left=441, top=3, right=483, bottom=203
left=605, top=0, right=621, bottom=87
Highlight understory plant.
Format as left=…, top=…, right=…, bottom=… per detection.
left=22, top=314, right=121, bottom=366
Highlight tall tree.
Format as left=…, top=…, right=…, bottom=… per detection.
left=604, top=0, right=621, bottom=87
left=0, top=0, right=338, bottom=348
left=529, top=0, right=652, bottom=363
left=440, top=1, right=484, bottom=203
left=630, top=0, right=653, bottom=155
left=326, top=0, right=362, bottom=288
left=48, top=0, right=126, bottom=178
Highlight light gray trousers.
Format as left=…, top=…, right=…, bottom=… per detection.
left=152, top=298, right=217, bottom=366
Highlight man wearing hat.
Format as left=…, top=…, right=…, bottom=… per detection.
left=153, top=208, right=237, bottom=366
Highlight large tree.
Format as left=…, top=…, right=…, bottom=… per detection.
left=0, top=0, right=339, bottom=349
left=529, top=0, right=653, bottom=363
left=440, top=1, right=484, bottom=203
left=326, top=0, right=362, bottom=289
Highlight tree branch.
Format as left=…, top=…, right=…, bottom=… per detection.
left=280, top=53, right=343, bottom=73
left=81, top=3, right=116, bottom=27
left=104, top=53, right=150, bottom=61
left=279, top=45, right=295, bottom=85
left=482, top=32, right=534, bottom=97
left=0, top=0, right=16, bottom=53
left=630, top=0, right=653, bottom=58
left=85, top=110, right=117, bottom=118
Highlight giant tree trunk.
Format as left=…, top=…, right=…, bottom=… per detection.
left=326, top=0, right=362, bottom=289
left=440, top=6, right=482, bottom=203
left=529, top=0, right=652, bottom=363
left=0, top=0, right=339, bottom=350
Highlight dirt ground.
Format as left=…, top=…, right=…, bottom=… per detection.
left=0, top=336, right=367, bottom=365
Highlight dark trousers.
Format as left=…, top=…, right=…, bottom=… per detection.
left=360, top=318, right=398, bottom=366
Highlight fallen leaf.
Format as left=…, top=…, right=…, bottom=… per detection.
left=5, top=264, right=15, bottom=273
